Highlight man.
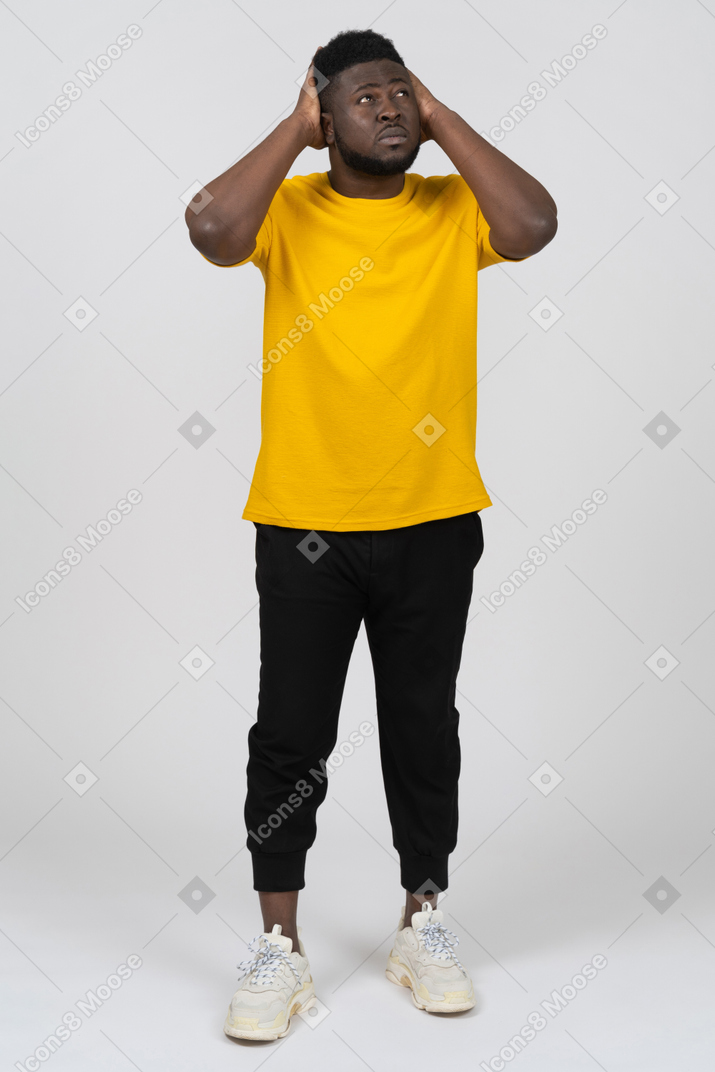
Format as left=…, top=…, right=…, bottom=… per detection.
left=185, top=28, right=556, bottom=1041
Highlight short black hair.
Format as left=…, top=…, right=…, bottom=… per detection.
left=312, top=29, right=406, bottom=112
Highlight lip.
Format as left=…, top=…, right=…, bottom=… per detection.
left=377, top=127, right=408, bottom=144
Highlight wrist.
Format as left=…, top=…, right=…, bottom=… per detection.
left=284, top=110, right=314, bottom=149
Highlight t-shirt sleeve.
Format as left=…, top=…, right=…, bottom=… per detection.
left=199, top=212, right=273, bottom=268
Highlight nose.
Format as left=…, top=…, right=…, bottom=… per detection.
left=378, top=102, right=401, bottom=122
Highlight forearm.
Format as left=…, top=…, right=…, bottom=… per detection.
left=186, top=113, right=310, bottom=265
left=428, top=105, right=557, bottom=259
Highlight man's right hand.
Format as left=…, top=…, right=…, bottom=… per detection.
left=292, top=48, right=328, bottom=150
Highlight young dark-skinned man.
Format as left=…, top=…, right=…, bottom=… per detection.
left=185, top=29, right=557, bottom=1042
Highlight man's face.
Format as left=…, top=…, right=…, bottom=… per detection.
left=322, top=58, right=422, bottom=177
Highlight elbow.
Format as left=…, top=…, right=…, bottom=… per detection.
left=538, top=206, right=558, bottom=242
left=186, top=214, right=254, bottom=266
left=497, top=211, right=558, bottom=260
left=186, top=213, right=223, bottom=256
left=526, top=210, right=558, bottom=254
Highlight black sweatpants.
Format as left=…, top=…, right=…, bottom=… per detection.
left=245, top=509, right=485, bottom=894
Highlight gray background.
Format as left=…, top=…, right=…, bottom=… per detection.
left=1, top=1, right=714, bottom=1069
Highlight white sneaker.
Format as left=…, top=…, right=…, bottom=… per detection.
left=386, top=902, right=475, bottom=1012
left=224, top=924, right=315, bottom=1041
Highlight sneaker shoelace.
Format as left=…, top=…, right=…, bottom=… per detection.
left=236, top=935, right=302, bottom=986
left=414, top=919, right=466, bottom=972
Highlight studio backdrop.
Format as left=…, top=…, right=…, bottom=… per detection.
left=1, top=1, right=714, bottom=1070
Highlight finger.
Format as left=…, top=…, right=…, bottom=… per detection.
left=304, top=64, right=318, bottom=90
left=308, top=46, right=324, bottom=87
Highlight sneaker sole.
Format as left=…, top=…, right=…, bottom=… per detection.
left=386, top=957, right=475, bottom=1013
left=223, top=983, right=316, bottom=1041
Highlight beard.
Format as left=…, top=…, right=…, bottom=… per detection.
left=333, top=124, right=421, bottom=176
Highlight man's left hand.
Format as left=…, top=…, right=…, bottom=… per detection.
left=406, top=70, right=444, bottom=143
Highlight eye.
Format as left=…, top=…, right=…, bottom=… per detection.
left=357, top=88, right=409, bottom=103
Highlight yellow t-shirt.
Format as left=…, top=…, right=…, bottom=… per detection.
left=202, top=171, right=525, bottom=531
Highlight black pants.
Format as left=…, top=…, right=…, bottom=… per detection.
left=245, top=510, right=485, bottom=894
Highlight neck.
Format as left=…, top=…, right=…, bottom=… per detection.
left=326, top=163, right=406, bottom=200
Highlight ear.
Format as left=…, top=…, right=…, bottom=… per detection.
left=321, top=112, right=335, bottom=145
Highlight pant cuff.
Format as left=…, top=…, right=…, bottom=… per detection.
left=400, top=854, right=449, bottom=897
left=251, top=848, right=307, bottom=892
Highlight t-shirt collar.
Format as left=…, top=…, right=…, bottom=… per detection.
left=316, top=170, right=416, bottom=210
